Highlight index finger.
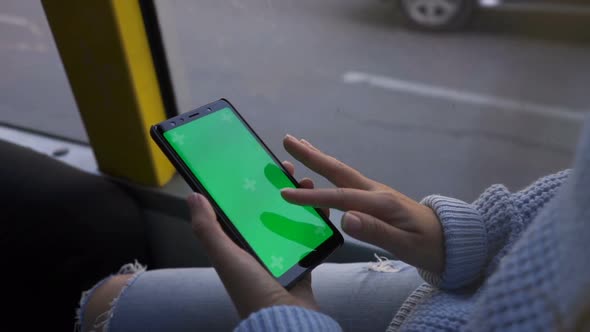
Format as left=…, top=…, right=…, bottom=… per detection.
left=281, top=187, right=393, bottom=219
left=283, top=135, right=377, bottom=190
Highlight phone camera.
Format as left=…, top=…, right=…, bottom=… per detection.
left=207, top=108, right=212, bottom=112
left=170, top=121, right=176, bottom=127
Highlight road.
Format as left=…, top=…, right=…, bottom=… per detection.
left=1, top=0, right=589, bottom=201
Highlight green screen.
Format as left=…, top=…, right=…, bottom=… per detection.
left=164, top=107, right=333, bottom=277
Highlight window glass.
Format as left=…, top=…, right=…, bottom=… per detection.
left=0, top=0, right=87, bottom=142
left=156, top=1, right=590, bottom=200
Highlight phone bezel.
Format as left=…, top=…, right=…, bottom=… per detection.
left=150, top=98, right=343, bottom=289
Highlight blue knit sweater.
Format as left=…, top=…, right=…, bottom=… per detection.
left=235, top=118, right=590, bottom=331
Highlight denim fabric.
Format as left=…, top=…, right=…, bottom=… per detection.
left=97, top=261, right=422, bottom=332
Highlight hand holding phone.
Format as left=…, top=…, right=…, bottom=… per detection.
left=187, top=172, right=319, bottom=318
left=151, top=99, right=343, bottom=289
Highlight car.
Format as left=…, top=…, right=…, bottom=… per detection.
left=397, top=0, right=588, bottom=31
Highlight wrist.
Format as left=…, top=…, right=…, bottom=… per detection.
left=415, top=204, right=445, bottom=274
left=419, top=195, right=487, bottom=289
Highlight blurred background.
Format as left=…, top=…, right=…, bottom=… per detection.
left=1, top=0, right=588, bottom=200
left=1, top=1, right=589, bottom=330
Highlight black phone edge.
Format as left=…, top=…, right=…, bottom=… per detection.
left=149, top=124, right=249, bottom=250
left=150, top=98, right=344, bottom=288
left=219, top=100, right=345, bottom=274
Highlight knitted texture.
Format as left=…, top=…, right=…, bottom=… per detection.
left=418, top=196, right=487, bottom=290
left=474, top=170, right=570, bottom=278
left=464, top=127, right=590, bottom=331
left=391, top=169, right=572, bottom=331
left=234, top=305, right=342, bottom=332
left=237, top=117, right=590, bottom=332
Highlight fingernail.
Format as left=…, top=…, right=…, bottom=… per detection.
left=285, top=134, right=296, bottom=141
left=281, top=188, right=295, bottom=195
left=342, top=213, right=361, bottom=233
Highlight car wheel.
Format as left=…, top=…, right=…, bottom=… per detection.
left=398, top=0, right=476, bottom=31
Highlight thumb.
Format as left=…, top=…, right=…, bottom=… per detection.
left=341, top=211, right=405, bottom=255
left=187, top=193, right=239, bottom=259
left=188, top=194, right=290, bottom=319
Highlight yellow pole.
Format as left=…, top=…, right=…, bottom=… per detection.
left=42, top=0, right=175, bottom=186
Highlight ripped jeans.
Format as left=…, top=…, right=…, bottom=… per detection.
left=76, top=258, right=423, bottom=332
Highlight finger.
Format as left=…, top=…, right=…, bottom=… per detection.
left=300, top=139, right=320, bottom=152
left=290, top=273, right=312, bottom=297
left=289, top=273, right=316, bottom=309
left=281, top=188, right=395, bottom=218
left=188, top=193, right=241, bottom=259
left=188, top=193, right=289, bottom=318
left=299, top=177, right=314, bottom=189
left=283, top=135, right=376, bottom=190
left=282, top=160, right=295, bottom=176
left=298, top=178, right=330, bottom=217
left=341, top=211, right=407, bottom=257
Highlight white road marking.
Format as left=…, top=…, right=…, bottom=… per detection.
left=487, top=3, right=590, bottom=15
left=0, top=13, right=47, bottom=53
left=0, top=14, right=42, bottom=36
left=479, top=0, right=500, bottom=7
left=342, top=71, right=586, bottom=121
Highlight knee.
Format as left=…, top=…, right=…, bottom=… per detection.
left=79, top=274, right=134, bottom=332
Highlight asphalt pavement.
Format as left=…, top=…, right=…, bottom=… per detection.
left=1, top=0, right=589, bottom=201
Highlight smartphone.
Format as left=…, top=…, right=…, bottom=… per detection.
left=150, top=98, right=343, bottom=288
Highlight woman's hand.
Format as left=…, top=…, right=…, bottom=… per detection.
left=281, top=135, right=445, bottom=274
left=187, top=161, right=321, bottom=319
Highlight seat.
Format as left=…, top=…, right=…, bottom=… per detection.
left=0, top=139, right=149, bottom=331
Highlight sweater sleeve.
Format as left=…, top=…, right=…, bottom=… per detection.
left=418, top=170, right=570, bottom=290
left=234, top=306, right=342, bottom=332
